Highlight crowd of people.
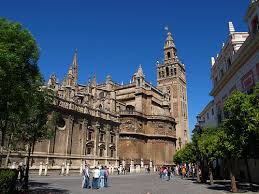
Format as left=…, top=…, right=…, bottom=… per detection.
left=159, top=166, right=172, bottom=181
left=82, top=165, right=109, bottom=190
left=158, top=164, right=197, bottom=180
left=83, top=163, right=197, bottom=189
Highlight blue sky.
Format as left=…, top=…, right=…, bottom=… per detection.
left=1, top=0, right=249, bottom=136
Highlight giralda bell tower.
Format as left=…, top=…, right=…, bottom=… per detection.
left=157, top=31, right=189, bottom=149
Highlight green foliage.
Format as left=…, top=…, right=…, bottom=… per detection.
left=173, top=143, right=196, bottom=164
left=0, top=169, right=18, bottom=194
left=220, top=88, right=259, bottom=159
left=14, top=86, right=56, bottom=146
left=197, top=127, right=223, bottom=162
left=0, top=17, right=40, bottom=148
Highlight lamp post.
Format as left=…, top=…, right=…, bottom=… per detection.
left=194, top=117, right=203, bottom=183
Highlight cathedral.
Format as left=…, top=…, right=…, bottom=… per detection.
left=29, top=31, right=189, bottom=169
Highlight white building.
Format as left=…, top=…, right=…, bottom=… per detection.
left=197, top=0, right=259, bottom=128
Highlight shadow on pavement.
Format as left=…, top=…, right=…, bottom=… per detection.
left=205, top=181, right=259, bottom=193
left=29, top=181, right=70, bottom=194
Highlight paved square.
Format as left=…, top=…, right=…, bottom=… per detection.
left=29, top=173, right=244, bottom=194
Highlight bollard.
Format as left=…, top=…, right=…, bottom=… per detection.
left=66, top=163, right=70, bottom=175
left=44, top=163, right=48, bottom=176
left=108, top=166, right=112, bottom=175
left=39, top=162, right=43, bottom=176
left=61, top=163, right=65, bottom=176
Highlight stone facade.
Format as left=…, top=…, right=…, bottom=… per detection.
left=1, top=32, right=190, bottom=170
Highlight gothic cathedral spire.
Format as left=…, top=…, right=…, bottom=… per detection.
left=72, top=49, right=78, bottom=84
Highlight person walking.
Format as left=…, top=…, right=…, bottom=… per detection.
left=99, top=166, right=105, bottom=189
left=82, top=164, right=90, bottom=189
left=181, top=165, right=186, bottom=179
left=167, top=167, right=171, bottom=181
left=163, top=168, right=168, bottom=180
left=159, top=167, right=163, bottom=179
left=104, top=166, right=109, bottom=187
left=92, top=167, right=100, bottom=189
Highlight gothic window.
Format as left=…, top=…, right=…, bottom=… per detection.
left=100, top=133, right=104, bottom=142
left=212, top=108, right=214, bottom=116
left=110, top=150, right=114, bottom=157
left=99, top=92, right=105, bottom=99
left=168, top=52, right=171, bottom=58
left=159, top=71, right=161, bottom=78
left=162, top=71, right=165, bottom=77
left=88, top=131, right=92, bottom=140
left=137, top=78, right=140, bottom=86
left=166, top=67, right=169, bottom=76
left=126, top=105, right=135, bottom=114
left=174, top=68, right=177, bottom=75
left=110, top=135, right=114, bottom=143
left=170, top=68, right=173, bottom=76
left=99, top=149, right=104, bottom=157
left=87, top=147, right=91, bottom=155
left=99, top=104, right=103, bottom=110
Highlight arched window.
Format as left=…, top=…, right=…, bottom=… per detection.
left=137, top=78, right=140, bottom=86
left=126, top=105, right=135, bottom=114
left=167, top=52, right=171, bottom=59
left=57, top=117, right=66, bottom=129
left=99, top=91, right=105, bottom=98
left=99, top=149, right=104, bottom=157
left=174, top=68, right=177, bottom=75
left=166, top=67, right=169, bottom=76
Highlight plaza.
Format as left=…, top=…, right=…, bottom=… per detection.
left=28, top=173, right=258, bottom=194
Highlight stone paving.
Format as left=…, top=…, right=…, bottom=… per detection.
left=29, top=173, right=259, bottom=194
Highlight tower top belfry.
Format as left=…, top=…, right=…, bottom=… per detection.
left=164, top=32, right=176, bottom=50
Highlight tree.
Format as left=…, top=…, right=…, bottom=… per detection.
left=173, top=143, right=196, bottom=165
left=219, top=88, right=259, bottom=192
left=0, top=17, right=39, bottom=165
left=14, top=85, right=57, bottom=190
left=197, top=127, right=223, bottom=185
